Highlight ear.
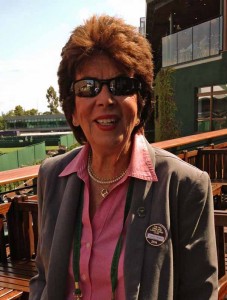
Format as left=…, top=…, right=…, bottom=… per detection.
left=135, top=118, right=140, bottom=126
left=72, top=113, right=79, bottom=127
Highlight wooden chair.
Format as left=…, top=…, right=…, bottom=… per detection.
left=214, top=210, right=227, bottom=279
left=196, top=148, right=227, bottom=182
left=7, top=197, right=38, bottom=260
left=0, top=202, right=25, bottom=299
left=219, top=274, right=227, bottom=300
left=211, top=142, right=227, bottom=149
left=0, top=203, right=11, bottom=262
left=0, top=196, right=38, bottom=297
left=178, top=149, right=198, bottom=166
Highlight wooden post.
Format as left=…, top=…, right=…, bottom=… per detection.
left=0, top=216, right=7, bottom=262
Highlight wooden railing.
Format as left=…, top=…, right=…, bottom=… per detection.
left=152, top=128, right=227, bottom=151
left=0, top=129, right=226, bottom=191
left=0, top=165, right=39, bottom=199
left=0, top=165, right=39, bottom=186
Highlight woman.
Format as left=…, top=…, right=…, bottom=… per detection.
left=29, top=15, right=218, bottom=300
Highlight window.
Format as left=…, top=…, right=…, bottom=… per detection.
left=197, top=85, right=227, bottom=132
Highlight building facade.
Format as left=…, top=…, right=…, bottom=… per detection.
left=146, top=0, right=227, bottom=136
left=4, top=114, right=70, bottom=134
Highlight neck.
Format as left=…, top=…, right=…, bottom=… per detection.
left=88, top=157, right=127, bottom=184
left=89, top=143, right=132, bottom=180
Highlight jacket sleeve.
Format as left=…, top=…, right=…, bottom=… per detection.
left=177, top=171, right=218, bottom=300
left=29, top=164, right=47, bottom=300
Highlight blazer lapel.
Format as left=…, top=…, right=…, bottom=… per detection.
left=124, top=140, right=157, bottom=299
left=47, top=173, right=83, bottom=300
left=124, top=178, right=154, bottom=300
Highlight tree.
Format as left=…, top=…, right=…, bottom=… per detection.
left=24, top=109, right=39, bottom=116
left=46, top=86, right=60, bottom=114
left=154, top=67, right=181, bottom=141
left=4, top=109, right=15, bottom=117
left=14, top=105, right=24, bottom=116
left=0, top=115, right=6, bottom=130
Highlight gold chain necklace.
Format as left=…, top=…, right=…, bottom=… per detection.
left=87, top=152, right=127, bottom=197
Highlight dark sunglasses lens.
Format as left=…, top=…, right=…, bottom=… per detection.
left=111, top=78, right=139, bottom=96
left=74, top=79, right=100, bottom=97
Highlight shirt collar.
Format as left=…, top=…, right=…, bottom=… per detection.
left=59, top=143, right=89, bottom=178
left=127, top=134, right=158, bottom=182
left=59, top=134, right=158, bottom=182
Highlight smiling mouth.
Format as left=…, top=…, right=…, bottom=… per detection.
left=96, top=119, right=117, bottom=126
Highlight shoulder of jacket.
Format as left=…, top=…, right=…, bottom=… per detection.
left=39, top=146, right=83, bottom=174
left=151, top=146, right=207, bottom=178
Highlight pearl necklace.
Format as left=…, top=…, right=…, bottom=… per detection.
left=87, top=152, right=127, bottom=197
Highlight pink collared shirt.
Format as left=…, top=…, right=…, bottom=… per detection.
left=59, top=134, right=158, bottom=300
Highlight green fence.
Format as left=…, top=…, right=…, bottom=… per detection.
left=59, top=134, right=76, bottom=148
left=0, top=142, right=46, bottom=171
left=0, top=151, right=18, bottom=171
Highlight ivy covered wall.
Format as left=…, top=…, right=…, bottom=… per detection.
left=154, top=68, right=181, bottom=141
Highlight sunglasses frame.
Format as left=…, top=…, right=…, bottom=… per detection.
left=71, top=76, right=142, bottom=98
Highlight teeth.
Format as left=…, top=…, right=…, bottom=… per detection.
left=96, top=119, right=117, bottom=125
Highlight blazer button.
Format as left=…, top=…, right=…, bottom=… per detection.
left=137, top=207, right=146, bottom=217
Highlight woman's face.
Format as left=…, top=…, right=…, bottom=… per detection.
left=72, top=54, right=140, bottom=155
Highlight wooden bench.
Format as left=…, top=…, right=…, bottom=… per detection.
left=196, top=148, right=227, bottom=182
left=0, top=287, right=23, bottom=299
left=214, top=210, right=227, bottom=279
left=178, top=141, right=227, bottom=167
left=210, top=142, right=227, bottom=149
left=218, top=274, right=227, bottom=300
left=178, top=149, right=198, bottom=166
left=196, top=148, right=227, bottom=209
left=0, top=203, right=25, bottom=299
left=0, top=196, right=38, bottom=298
left=0, top=204, right=11, bottom=267
left=178, top=148, right=227, bottom=206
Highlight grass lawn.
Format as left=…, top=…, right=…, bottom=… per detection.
left=0, top=147, right=23, bottom=153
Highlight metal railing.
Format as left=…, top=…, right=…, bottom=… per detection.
left=162, top=16, right=223, bottom=67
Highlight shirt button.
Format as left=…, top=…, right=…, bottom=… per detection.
left=137, top=206, right=146, bottom=217
left=81, top=274, right=86, bottom=281
left=86, top=242, right=91, bottom=249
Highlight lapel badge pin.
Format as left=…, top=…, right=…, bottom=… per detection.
left=145, top=223, right=168, bottom=247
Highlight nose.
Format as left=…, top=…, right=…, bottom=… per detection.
left=95, top=84, right=115, bottom=106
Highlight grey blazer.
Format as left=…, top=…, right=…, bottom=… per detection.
left=29, top=142, right=218, bottom=300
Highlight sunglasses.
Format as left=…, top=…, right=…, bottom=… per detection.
left=71, top=76, right=142, bottom=98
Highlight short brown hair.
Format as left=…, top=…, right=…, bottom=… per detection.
left=58, top=14, right=153, bottom=144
